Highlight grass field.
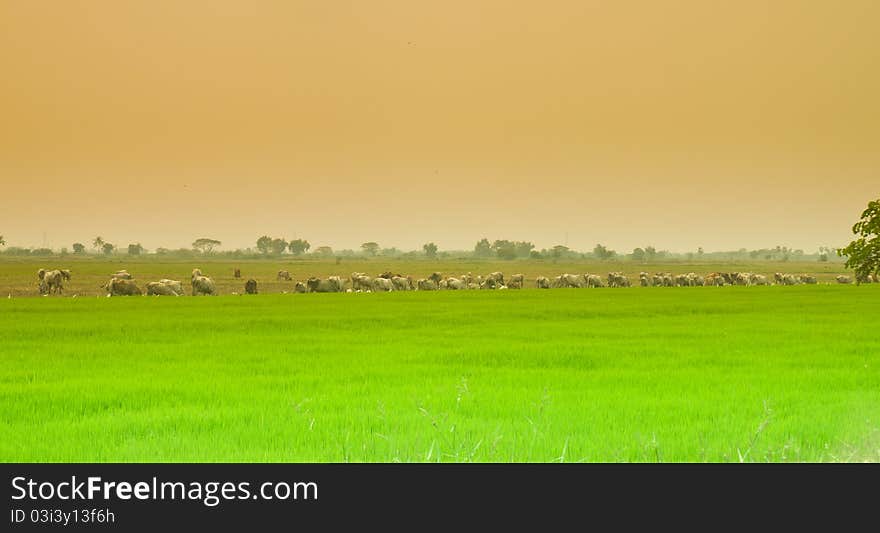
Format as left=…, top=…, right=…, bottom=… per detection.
left=0, top=256, right=854, bottom=298
left=1, top=279, right=878, bottom=462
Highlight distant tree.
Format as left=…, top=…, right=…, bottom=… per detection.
left=515, top=241, right=535, bottom=258
left=127, top=243, right=144, bottom=256
left=838, top=198, right=880, bottom=283
left=496, top=245, right=517, bottom=260
left=256, top=235, right=273, bottom=255
left=361, top=242, right=379, bottom=256
left=313, top=246, right=334, bottom=258
left=192, top=238, right=221, bottom=254
left=288, top=239, right=311, bottom=255
left=72, top=242, right=85, bottom=254
left=645, top=246, right=657, bottom=262
left=474, top=238, right=492, bottom=258
left=102, top=242, right=115, bottom=255
left=0, top=235, right=5, bottom=247
left=631, top=247, right=646, bottom=262
left=529, top=250, right=543, bottom=259
left=492, top=240, right=517, bottom=260
left=423, top=242, right=438, bottom=258
left=593, top=244, right=616, bottom=260
left=92, top=236, right=105, bottom=250
left=155, top=248, right=170, bottom=256
left=697, top=247, right=704, bottom=257
left=551, top=245, right=569, bottom=259
left=270, top=238, right=289, bottom=255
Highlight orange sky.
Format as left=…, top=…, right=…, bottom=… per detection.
left=1, top=1, right=878, bottom=252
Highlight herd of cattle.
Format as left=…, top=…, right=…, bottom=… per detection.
left=33, top=267, right=878, bottom=297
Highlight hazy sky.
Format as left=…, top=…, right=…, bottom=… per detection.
left=1, top=1, right=878, bottom=253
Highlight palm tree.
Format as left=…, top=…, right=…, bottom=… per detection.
left=92, top=236, right=104, bottom=250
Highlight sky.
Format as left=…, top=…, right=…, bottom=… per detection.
left=1, top=1, right=878, bottom=253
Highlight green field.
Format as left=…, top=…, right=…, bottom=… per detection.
left=1, top=282, right=878, bottom=462
left=0, top=255, right=854, bottom=298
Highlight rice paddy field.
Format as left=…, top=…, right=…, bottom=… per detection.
left=1, top=258, right=878, bottom=462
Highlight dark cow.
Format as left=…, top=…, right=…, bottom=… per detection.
left=245, top=279, right=258, bottom=294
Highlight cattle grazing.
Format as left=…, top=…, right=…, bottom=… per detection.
left=350, top=273, right=371, bottom=292
left=106, top=277, right=142, bottom=296
left=855, top=273, right=874, bottom=284
left=391, top=276, right=412, bottom=291
left=111, top=270, right=132, bottom=280
left=372, top=277, right=394, bottom=292
left=486, top=272, right=505, bottom=287
left=535, top=276, right=551, bottom=289
left=799, top=275, right=817, bottom=285
left=607, top=272, right=630, bottom=288
left=507, top=274, right=524, bottom=289
left=554, top=273, right=581, bottom=288
left=429, top=272, right=443, bottom=284
left=584, top=274, right=604, bottom=288
left=776, top=273, right=799, bottom=286
left=146, top=281, right=179, bottom=296
left=294, top=281, right=307, bottom=293
left=417, top=278, right=437, bottom=291
left=277, top=270, right=292, bottom=281
left=379, top=271, right=402, bottom=280
left=445, top=277, right=466, bottom=290
left=306, top=277, right=344, bottom=293
left=686, top=273, right=704, bottom=286
left=479, top=277, right=500, bottom=289
left=191, top=270, right=216, bottom=296
left=145, top=279, right=183, bottom=296
left=245, top=279, right=258, bottom=294
left=750, top=274, right=769, bottom=286
left=836, top=275, right=852, bottom=284
left=38, top=269, right=71, bottom=295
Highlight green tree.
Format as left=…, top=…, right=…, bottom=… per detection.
left=192, top=238, right=221, bottom=254
left=551, top=245, right=569, bottom=259
left=270, top=238, right=289, bottom=255
left=92, top=236, right=105, bottom=250
left=631, top=247, right=645, bottom=262
left=313, top=246, right=334, bottom=257
left=593, top=244, right=616, bottom=260
left=474, top=238, right=492, bottom=258
left=72, top=242, right=85, bottom=254
left=127, top=243, right=144, bottom=255
left=492, top=239, right=517, bottom=260
left=515, top=241, right=535, bottom=258
left=645, top=246, right=657, bottom=262
left=102, top=242, right=115, bottom=255
left=361, top=242, right=379, bottom=256
left=288, top=239, right=311, bottom=255
left=838, top=198, right=880, bottom=283
left=423, top=242, right=438, bottom=258
left=256, top=235, right=273, bottom=255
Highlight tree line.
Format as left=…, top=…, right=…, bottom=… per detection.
left=5, top=193, right=880, bottom=273
left=0, top=233, right=847, bottom=263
